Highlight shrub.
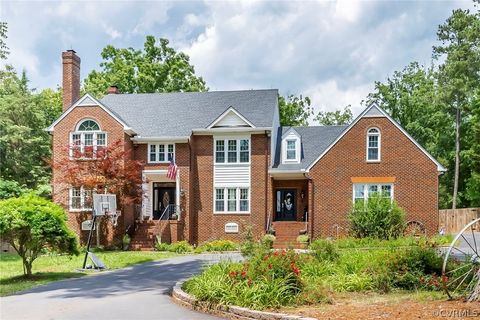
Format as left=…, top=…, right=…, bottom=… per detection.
left=309, top=239, right=339, bottom=262
left=297, top=234, right=309, bottom=244
left=261, top=234, right=276, bottom=249
left=0, top=194, right=79, bottom=276
left=0, top=180, right=27, bottom=200
left=155, top=241, right=171, bottom=252
left=154, top=240, right=193, bottom=253
left=240, top=225, right=256, bottom=257
left=348, top=193, right=406, bottom=239
left=194, top=240, right=238, bottom=253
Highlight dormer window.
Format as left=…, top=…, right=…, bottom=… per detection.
left=282, top=128, right=301, bottom=164
left=367, top=127, right=380, bottom=161
left=70, top=119, right=106, bottom=159
left=286, top=140, right=297, bottom=160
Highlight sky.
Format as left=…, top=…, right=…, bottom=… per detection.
left=1, top=0, right=475, bottom=117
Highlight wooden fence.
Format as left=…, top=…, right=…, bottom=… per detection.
left=439, top=208, right=480, bottom=234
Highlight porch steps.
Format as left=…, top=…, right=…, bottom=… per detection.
left=272, top=221, right=307, bottom=249
left=129, top=221, right=158, bottom=251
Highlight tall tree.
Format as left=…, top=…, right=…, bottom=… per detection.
left=0, top=21, right=8, bottom=60
left=278, top=94, right=314, bottom=126
left=315, top=105, right=353, bottom=126
left=84, top=36, right=207, bottom=97
left=433, top=8, right=480, bottom=209
left=0, top=66, right=52, bottom=188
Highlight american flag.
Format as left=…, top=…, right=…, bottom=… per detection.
left=167, top=156, right=177, bottom=180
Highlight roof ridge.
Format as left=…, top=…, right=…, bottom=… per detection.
left=101, top=89, right=278, bottom=97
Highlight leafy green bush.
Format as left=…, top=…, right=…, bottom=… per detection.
left=348, top=193, right=406, bottom=239
left=309, top=239, right=339, bottom=262
left=155, top=240, right=193, bottom=253
left=240, top=225, right=256, bottom=257
left=194, top=240, right=238, bottom=253
left=297, top=234, right=309, bottom=244
left=0, top=180, right=27, bottom=200
left=0, top=194, right=79, bottom=276
left=261, top=234, right=276, bottom=249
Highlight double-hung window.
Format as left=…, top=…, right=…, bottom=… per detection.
left=353, top=183, right=393, bottom=204
left=215, top=138, right=250, bottom=164
left=69, top=186, right=93, bottom=211
left=286, top=140, right=297, bottom=160
left=214, top=187, right=250, bottom=213
left=367, top=128, right=380, bottom=161
left=70, top=120, right=106, bottom=159
left=148, top=143, right=175, bottom=163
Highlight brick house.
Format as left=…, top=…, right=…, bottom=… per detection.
left=48, top=50, right=446, bottom=249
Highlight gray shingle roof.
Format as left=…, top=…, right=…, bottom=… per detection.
left=272, top=125, right=348, bottom=170
left=100, top=89, right=278, bottom=137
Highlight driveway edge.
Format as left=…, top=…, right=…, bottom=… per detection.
left=171, top=280, right=317, bottom=320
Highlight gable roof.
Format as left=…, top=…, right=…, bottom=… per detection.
left=207, top=106, right=255, bottom=128
left=305, top=103, right=447, bottom=172
left=47, top=93, right=132, bottom=133
left=100, top=89, right=277, bottom=137
left=272, top=125, right=347, bottom=171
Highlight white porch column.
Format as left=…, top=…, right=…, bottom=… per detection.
left=176, top=169, right=180, bottom=220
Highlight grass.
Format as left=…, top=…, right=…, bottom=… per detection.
left=0, top=251, right=177, bottom=296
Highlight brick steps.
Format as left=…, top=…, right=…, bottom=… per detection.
left=129, top=221, right=161, bottom=251
left=272, top=221, right=306, bottom=249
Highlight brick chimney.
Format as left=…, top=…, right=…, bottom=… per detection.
left=62, top=50, right=81, bottom=112
left=107, top=85, right=120, bottom=94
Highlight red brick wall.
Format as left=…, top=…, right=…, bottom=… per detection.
left=62, top=51, right=80, bottom=111
left=309, top=117, right=439, bottom=238
left=191, top=134, right=271, bottom=244
left=51, top=105, right=128, bottom=246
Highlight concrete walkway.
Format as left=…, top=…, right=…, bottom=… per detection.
left=1, top=253, right=241, bottom=320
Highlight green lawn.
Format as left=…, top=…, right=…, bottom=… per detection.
left=0, top=251, right=177, bottom=296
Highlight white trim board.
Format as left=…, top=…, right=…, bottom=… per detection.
left=305, top=103, right=447, bottom=172
left=46, top=93, right=135, bottom=134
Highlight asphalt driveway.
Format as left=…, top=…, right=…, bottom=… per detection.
left=1, top=253, right=241, bottom=320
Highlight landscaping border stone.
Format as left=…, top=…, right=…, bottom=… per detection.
left=171, top=280, right=317, bottom=320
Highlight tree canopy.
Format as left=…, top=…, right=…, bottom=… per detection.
left=315, top=105, right=353, bottom=126
left=0, top=194, right=78, bottom=276
left=278, top=94, right=314, bottom=126
left=84, top=36, right=208, bottom=97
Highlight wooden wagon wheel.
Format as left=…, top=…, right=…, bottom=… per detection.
left=442, top=218, right=480, bottom=301
left=404, top=220, right=427, bottom=237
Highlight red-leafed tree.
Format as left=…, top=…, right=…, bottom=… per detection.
left=51, top=139, right=144, bottom=210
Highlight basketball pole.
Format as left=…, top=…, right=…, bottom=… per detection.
left=82, top=211, right=97, bottom=269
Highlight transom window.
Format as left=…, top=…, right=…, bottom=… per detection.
left=353, top=183, right=393, bottom=204
left=148, top=143, right=175, bottom=163
left=367, top=128, right=380, bottom=161
left=70, top=119, right=106, bottom=159
left=215, top=187, right=250, bottom=213
left=69, top=186, right=93, bottom=211
left=215, top=138, right=250, bottom=164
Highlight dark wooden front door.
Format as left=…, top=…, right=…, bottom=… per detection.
left=275, top=189, right=296, bottom=221
left=152, top=183, right=175, bottom=220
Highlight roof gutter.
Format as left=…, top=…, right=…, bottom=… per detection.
left=131, top=136, right=190, bottom=143
left=192, top=127, right=272, bottom=134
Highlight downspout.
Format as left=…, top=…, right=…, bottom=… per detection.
left=305, top=173, right=313, bottom=239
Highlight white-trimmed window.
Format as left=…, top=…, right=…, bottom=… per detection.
left=148, top=143, right=175, bottom=163
left=215, top=138, right=250, bottom=164
left=353, top=183, right=393, bottom=204
left=367, top=128, right=380, bottom=161
left=281, top=131, right=300, bottom=164
left=286, top=140, right=297, bottom=160
left=69, top=186, right=93, bottom=211
left=214, top=187, right=250, bottom=213
left=70, top=119, right=106, bottom=159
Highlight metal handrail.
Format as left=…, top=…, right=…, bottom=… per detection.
left=158, top=204, right=180, bottom=221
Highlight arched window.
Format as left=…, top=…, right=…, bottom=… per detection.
left=366, top=127, right=380, bottom=161
left=70, top=119, right=106, bottom=159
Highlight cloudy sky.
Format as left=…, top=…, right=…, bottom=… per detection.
left=1, top=0, right=474, bottom=117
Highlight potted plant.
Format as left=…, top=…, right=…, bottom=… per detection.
left=296, top=234, right=310, bottom=249
left=122, top=234, right=131, bottom=251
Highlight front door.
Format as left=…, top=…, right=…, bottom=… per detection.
left=275, top=189, right=296, bottom=221
left=152, top=183, right=176, bottom=220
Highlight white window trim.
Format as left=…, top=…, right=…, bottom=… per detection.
left=147, top=143, right=175, bottom=164
left=69, top=119, right=107, bottom=160
left=69, top=186, right=93, bottom=212
left=352, top=183, right=394, bottom=204
left=366, top=127, right=381, bottom=162
left=214, top=137, right=251, bottom=165
left=213, top=187, right=250, bottom=214
left=282, top=137, right=300, bottom=163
